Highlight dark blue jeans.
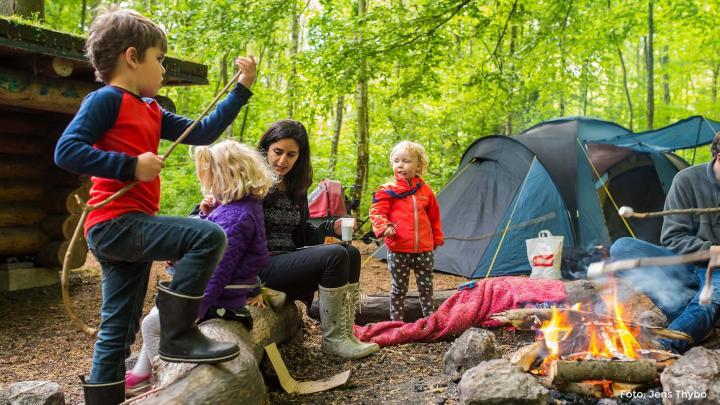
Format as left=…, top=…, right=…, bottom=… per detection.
left=86, top=212, right=227, bottom=383
left=610, top=237, right=719, bottom=353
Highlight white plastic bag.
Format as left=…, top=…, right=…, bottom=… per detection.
left=526, top=230, right=563, bottom=279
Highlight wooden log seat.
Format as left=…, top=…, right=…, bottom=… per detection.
left=137, top=303, right=303, bottom=404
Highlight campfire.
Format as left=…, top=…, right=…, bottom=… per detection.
left=492, top=279, right=687, bottom=398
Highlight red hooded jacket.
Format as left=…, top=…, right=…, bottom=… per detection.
left=370, top=175, right=444, bottom=253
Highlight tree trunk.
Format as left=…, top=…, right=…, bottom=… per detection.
left=287, top=0, right=300, bottom=118
left=80, top=0, right=87, bottom=31
left=329, top=95, right=344, bottom=177
left=558, top=3, right=572, bottom=117
left=714, top=63, right=720, bottom=103
left=646, top=0, right=654, bottom=129
left=505, top=24, right=517, bottom=135
left=581, top=58, right=590, bottom=115
left=352, top=0, right=369, bottom=217
left=0, top=0, right=44, bottom=20
left=661, top=45, right=670, bottom=105
left=617, top=45, right=634, bottom=131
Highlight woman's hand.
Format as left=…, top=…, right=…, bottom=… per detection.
left=199, top=195, right=217, bottom=215
left=333, top=217, right=358, bottom=236
left=247, top=295, right=266, bottom=308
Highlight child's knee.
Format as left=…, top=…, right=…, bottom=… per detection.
left=201, top=221, right=227, bottom=252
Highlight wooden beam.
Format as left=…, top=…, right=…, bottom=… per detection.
left=0, top=204, right=45, bottom=226
left=0, top=155, right=47, bottom=179
left=0, top=67, right=97, bottom=114
left=0, top=181, right=45, bottom=203
left=0, top=226, right=47, bottom=255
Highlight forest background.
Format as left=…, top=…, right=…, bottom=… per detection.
left=43, top=0, right=720, bottom=222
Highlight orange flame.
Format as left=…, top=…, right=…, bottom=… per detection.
left=537, top=277, right=644, bottom=370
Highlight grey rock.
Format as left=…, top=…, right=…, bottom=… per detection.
left=458, top=358, right=548, bottom=405
left=660, top=346, right=720, bottom=404
left=444, top=328, right=499, bottom=382
left=2, top=381, right=64, bottom=405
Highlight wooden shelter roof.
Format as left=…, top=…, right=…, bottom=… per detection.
left=0, top=17, right=208, bottom=86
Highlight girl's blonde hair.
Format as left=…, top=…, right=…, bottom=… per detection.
left=195, top=140, right=276, bottom=204
left=390, top=140, right=430, bottom=176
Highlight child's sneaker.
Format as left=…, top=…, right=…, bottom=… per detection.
left=125, top=370, right=152, bottom=397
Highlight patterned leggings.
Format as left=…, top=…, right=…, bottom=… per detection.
left=387, top=251, right=435, bottom=321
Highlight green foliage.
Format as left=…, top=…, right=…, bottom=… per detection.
left=42, top=0, right=720, bottom=220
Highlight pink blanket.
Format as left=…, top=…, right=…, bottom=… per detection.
left=353, top=276, right=567, bottom=347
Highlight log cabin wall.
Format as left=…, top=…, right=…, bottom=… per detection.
left=0, top=17, right=208, bottom=290
left=0, top=108, right=89, bottom=282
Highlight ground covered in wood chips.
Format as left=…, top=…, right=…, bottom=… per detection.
left=1, top=241, right=600, bottom=404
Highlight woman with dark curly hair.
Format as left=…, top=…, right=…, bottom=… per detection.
left=256, top=119, right=378, bottom=359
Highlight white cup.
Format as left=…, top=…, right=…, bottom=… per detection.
left=340, top=217, right=355, bottom=242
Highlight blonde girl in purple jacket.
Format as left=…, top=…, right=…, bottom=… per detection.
left=125, top=140, right=275, bottom=395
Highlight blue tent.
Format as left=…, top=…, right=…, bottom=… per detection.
left=373, top=116, right=717, bottom=278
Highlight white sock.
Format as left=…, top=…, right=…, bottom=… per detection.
left=132, top=307, right=160, bottom=377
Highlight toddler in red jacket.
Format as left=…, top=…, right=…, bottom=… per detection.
left=370, top=141, right=444, bottom=321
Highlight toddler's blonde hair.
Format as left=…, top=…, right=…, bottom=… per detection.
left=390, top=140, right=430, bottom=176
left=195, top=140, right=276, bottom=204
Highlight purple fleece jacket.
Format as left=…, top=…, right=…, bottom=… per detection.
left=199, top=197, right=269, bottom=318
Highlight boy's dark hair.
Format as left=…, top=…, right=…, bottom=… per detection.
left=257, top=120, right=313, bottom=203
left=712, top=131, right=720, bottom=158
left=85, top=6, right=168, bottom=83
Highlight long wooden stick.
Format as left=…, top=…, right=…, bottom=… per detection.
left=587, top=249, right=713, bottom=279
left=61, top=70, right=243, bottom=336
left=619, top=205, right=720, bottom=219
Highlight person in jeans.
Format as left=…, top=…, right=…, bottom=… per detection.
left=609, top=134, right=720, bottom=353
left=53, top=6, right=256, bottom=404
left=256, top=119, right=379, bottom=359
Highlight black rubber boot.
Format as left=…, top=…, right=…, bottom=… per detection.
left=80, top=376, right=125, bottom=405
left=156, top=281, right=240, bottom=363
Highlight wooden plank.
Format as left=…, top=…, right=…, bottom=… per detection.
left=0, top=266, right=58, bottom=291
left=0, top=67, right=96, bottom=114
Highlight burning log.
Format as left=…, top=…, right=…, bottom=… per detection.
left=490, top=308, right=692, bottom=342
left=548, top=359, right=657, bottom=384
left=511, top=340, right=548, bottom=371
left=552, top=380, right=646, bottom=398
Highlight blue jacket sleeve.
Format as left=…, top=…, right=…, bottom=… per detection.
left=160, top=83, right=253, bottom=145
left=200, top=211, right=254, bottom=317
left=54, top=87, right=137, bottom=180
